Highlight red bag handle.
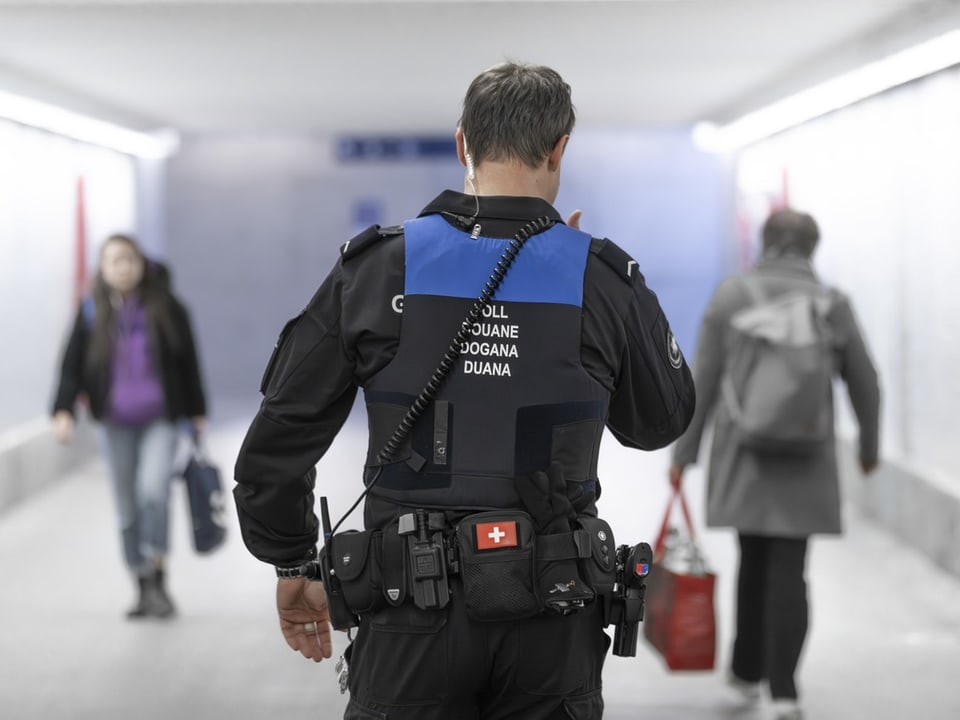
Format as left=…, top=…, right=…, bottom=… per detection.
left=653, top=484, right=697, bottom=560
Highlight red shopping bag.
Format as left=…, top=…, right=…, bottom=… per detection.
left=642, top=486, right=716, bottom=671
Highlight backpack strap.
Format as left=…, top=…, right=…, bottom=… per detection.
left=743, top=269, right=834, bottom=308
left=721, top=373, right=747, bottom=429
left=737, top=275, right=766, bottom=306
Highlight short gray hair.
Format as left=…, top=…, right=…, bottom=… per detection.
left=458, top=62, right=576, bottom=168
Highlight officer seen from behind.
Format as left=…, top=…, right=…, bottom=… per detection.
left=234, top=62, right=696, bottom=719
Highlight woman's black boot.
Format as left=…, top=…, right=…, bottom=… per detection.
left=146, top=568, right=177, bottom=619
left=126, top=575, right=151, bottom=620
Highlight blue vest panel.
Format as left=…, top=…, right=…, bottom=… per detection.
left=404, top=215, right=590, bottom=307
left=362, top=214, right=609, bottom=511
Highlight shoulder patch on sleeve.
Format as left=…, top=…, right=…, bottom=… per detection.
left=590, top=237, right=645, bottom=284
left=340, top=224, right=404, bottom=261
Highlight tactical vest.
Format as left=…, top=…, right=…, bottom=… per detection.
left=362, top=214, right=610, bottom=511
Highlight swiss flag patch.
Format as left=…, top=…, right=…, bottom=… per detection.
left=475, top=521, right=518, bottom=550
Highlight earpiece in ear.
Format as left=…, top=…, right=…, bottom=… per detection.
left=466, top=153, right=475, bottom=181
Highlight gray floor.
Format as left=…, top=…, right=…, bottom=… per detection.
left=2, top=414, right=959, bottom=719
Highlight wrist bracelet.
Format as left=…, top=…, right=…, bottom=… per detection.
left=275, top=561, right=321, bottom=580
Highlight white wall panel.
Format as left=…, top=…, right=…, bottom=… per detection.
left=0, top=121, right=138, bottom=433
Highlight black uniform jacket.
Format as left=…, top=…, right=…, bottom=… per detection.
left=234, top=191, right=695, bottom=567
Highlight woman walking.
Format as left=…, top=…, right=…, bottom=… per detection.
left=53, top=233, right=208, bottom=620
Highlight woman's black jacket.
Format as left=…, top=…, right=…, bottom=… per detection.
left=52, top=296, right=207, bottom=422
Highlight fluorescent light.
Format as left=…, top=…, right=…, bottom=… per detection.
left=0, top=89, right=179, bottom=159
left=696, top=28, right=960, bottom=152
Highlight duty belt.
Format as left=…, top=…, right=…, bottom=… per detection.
left=322, top=508, right=616, bottom=629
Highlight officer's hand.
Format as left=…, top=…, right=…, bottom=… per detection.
left=277, top=578, right=334, bottom=662
left=566, top=209, right=582, bottom=230
left=668, top=464, right=684, bottom=490
left=860, top=458, right=879, bottom=475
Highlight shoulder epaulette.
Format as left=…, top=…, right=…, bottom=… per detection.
left=340, top=224, right=404, bottom=261
left=589, top=237, right=645, bottom=284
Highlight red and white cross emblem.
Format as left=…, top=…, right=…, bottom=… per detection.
left=475, top=520, right=518, bottom=550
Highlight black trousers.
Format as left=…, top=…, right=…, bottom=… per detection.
left=343, top=581, right=609, bottom=720
left=731, top=533, right=809, bottom=701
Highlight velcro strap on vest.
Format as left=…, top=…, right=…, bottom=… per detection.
left=537, top=529, right=592, bottom=561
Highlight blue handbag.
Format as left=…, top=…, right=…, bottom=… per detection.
left=182, top=437, right=228, bottom=554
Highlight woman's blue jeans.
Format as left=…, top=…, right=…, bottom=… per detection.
left=100, top=420, right=178, bottom=577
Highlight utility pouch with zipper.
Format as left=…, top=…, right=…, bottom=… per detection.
left=327, top=529, right=383, bottom=616
left=456, top=510, right=539, bottom=621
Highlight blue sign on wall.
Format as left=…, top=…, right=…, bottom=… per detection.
left=337, top=136, right=457, bottom=162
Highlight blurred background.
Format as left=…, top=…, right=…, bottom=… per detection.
left=1, top=1, right=959, bottom=718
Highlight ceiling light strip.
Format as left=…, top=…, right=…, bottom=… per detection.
left=0, top=89, right=178, bottom=159
left=697, top=28, right=960, bottom=152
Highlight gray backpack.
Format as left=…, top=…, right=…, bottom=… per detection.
left=721, top=276, right=835, bottom=455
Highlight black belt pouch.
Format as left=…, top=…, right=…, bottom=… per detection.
left=456, top=511, right=539, bottom=622
left=330, top=529, right=384, bottom=615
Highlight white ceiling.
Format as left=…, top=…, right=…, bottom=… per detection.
left=0, top=0, right=959, bottom=137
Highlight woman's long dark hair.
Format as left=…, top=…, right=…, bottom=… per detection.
left=86, top=234, right=181, bottom=370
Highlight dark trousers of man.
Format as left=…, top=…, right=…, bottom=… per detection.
left=731, top=533, right=809, bottom=701
left=343, top=581, right=609, bottom=720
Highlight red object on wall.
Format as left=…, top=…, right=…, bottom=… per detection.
left=770, top=166, right=791, bottom=211
left=75, top=176, right=87, bottom=304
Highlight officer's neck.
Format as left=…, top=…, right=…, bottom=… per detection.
left=466, top=159, right=559, bottom=205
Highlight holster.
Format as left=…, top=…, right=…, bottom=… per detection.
left=574, top=516, right=618, bottom=626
